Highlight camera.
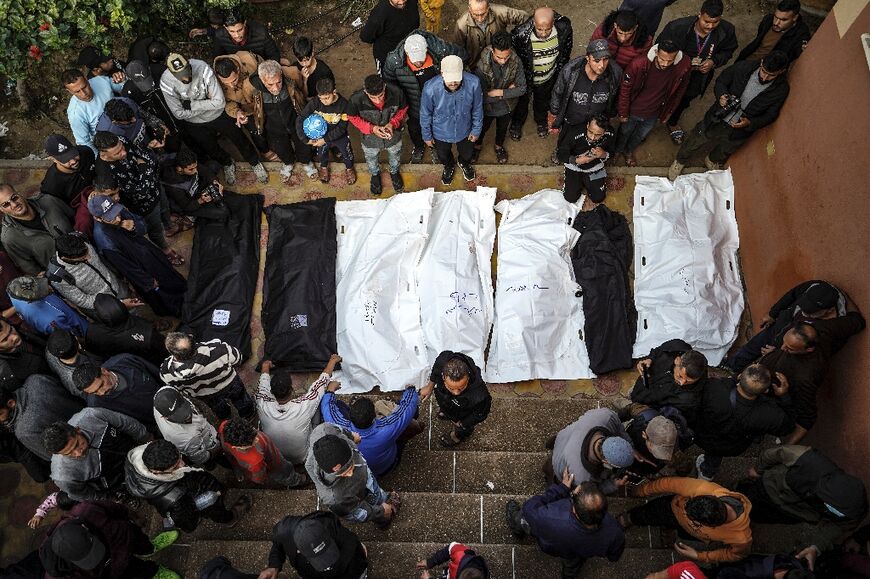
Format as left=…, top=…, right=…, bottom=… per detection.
left=198, top=182, right=223, bottom=205
left=713, top=95, right=741, bottom=121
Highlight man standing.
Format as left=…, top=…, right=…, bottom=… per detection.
left=382, top=31, right=468, bottom=164
left=591, top=9, right=654, bottom=71
left=360, top=0, right=420, bottom=72
left=669, top=51, right=789, bottom=179
left=619, top=0, right=678, bottom=36
left=511, top=8, right=573, bottom=139
left=549, top=408, right=635, bottom=494
left=212, top=10, right=281, bottom=62
left=454, top=0, right=528, bottom=68
left=63, top=68, right=123, bottom=153
left=73, top=355, right=163, bottom=428
left=736, top=0, right=811, bottom=64
left=474, top=31, right=527, bottom=164
left=694, top=364, right=795, bottom=481
left=555, top=113, right=614, bottom=206
left=549, top=40, right=623, bottom=164
left=506, top=473, right=625, bottom=579
left=615, top=40, right=690, bottom=166
left=420, top=55, right=483, bottom=185
left=348, top=74, right=409, bottom=196
left=0, top=185, right=73, bottom=274
left=41, top=134, right=96, bottom=205
left=418, top=350, right=492, bottom=448
left=160, top=53, right=268, bottom=185
left=42, top=407, right=150, bottom=501
left=657, top=0, right=738, bottom=145
left=219, top=418, right=309, bottom=488
left=160, top=332, right=256, bottom=421
left=305, top=422, right=400, bottom=528
left=153, top=386, right=221, bottom=467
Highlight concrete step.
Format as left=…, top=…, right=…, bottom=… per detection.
left=179, top=540, right=677, bottom=578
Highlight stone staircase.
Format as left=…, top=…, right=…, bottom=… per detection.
left=149, top=396, right=806, bottom=578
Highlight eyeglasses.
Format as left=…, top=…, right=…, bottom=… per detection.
left=0, top=194, right=22, bottom=209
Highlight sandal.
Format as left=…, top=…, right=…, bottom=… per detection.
left=439, top=431, right=462, bottom=448
left=668, top=127, right=685, bottom=145
left=495, top=146, right=508, bottom=164
left=164, top=249, right=185, bottom=266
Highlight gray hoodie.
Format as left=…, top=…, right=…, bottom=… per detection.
left=50, top=406, right=149, bottom=501
left=552, top=408, right=632, bottom=495
left=153, top=386, right=219, bottom=466
left=50, top=242, right=130, bottom=316
left=7, top=374, right=85, bottom=460
left=159, top=59, right=226, bottom=124
left=304, top=422, right=385, bottom=521
left=45, top=348, right=105, bottom=399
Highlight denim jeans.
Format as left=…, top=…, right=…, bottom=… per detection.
left=361, top=140, right=403, bottom=175
left=615, top=115, right=658, bottom=154
left=344, top=467, right=388, bottom=523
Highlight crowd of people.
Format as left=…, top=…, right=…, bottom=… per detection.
left=0, top=0, right=865, bottom=578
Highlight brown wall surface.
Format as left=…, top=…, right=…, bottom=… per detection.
left=730, top=3, right=870, bottom=482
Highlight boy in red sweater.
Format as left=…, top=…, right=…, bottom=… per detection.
left=219, top=419, right=309, bottom=488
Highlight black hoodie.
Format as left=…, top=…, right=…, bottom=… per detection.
left=430, top=350, right=492, bottom=429
left=85, top=294, right=167, bottom=365
left=267, top=512, right=368, bottom=579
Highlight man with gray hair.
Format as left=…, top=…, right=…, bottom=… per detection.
left=159, top=333, right=255, bottom=420
left=454, top=0, right=528, bottom=68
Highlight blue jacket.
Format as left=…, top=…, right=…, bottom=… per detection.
left=522, top=483, right=626, bottom=561
left=320, top=388, right=419, bottom=477
left=9, top=293, right=88, bottom=337
left=420, top=72, right=483, bottom=144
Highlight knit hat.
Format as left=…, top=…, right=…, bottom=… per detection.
left=7, top=276, right=52, bottom=302
left=601, top=436, right=634, bottom=468
left=313, top=435, right=352, bottom=473
left=154, top=387, right=193, bottom=424
left=293, top=518, right=341, bottom=572
left=586, top=39, right=611, bottom=59
left=441, top=54, right=463, bottom=83
left=166, top=53, right=192, bottom=81
left=645, top=416, right=678, bottom=461
left=44, top=134, right=79, bottom=163
left=404, top=34, right=427, bottom=63
left=51, top=523, right=107, bottom=571
left=796, top=283, right=839, bottom=315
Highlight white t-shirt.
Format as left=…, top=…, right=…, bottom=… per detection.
left=255, top=372, right=329, bottom=464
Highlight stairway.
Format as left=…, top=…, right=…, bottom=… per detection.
left=150, top=396, right=807, bottom=578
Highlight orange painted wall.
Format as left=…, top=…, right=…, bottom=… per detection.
left=730, top=4, right=870, bottom=480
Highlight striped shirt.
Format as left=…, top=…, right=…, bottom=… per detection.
left=531, top=30, right=560, bottom=84
left=159, top=339, right=241, bottom=398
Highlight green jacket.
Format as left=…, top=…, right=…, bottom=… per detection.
left=1, top=194, right=74, bottom=274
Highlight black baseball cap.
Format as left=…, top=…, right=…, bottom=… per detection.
left=293, top=518, right=341, bottom=572
left=51, top=523, right=107, bottom=571
left=796, top=283, right=839, bottom=315
left=153, top=386, right=193, bottom=423
left=44, top=134, right=79, bottom=163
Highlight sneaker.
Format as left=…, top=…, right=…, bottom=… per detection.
left=509, top=125, right=522, bottom=141
left=537, top=123, right=548, bottom=138
left=668, top=160, right=685, bottom=181
left=386, top=491, right=402, bottom=514
left=430, top=146, right=440, bottom=165
left=252, top=162, right=268, bottom=183
left=411, top=146, right=424, bottom=164
left=459, top=162, right=476, bottom=182
left=288, top=472, right=311, bottom=489
left=695, top=454, right=714, bottom=481
left=149, top=530, right=179, bottom=554
left=370, top=172, right=383, bottom=196
left=390, top=171, right=404, bottom=192
left=345, top=167, right=357, bottom=185
left=550, top=150, right=560, bottom=166
left=228, top=493, right=253, bottom=527
left=495, top=145, right=508, bottom=164
left=280, top=163, right=294, bottom=183
left=704, top=155, right=724, bottom=171
left=441, top=164, right=455, bottom=185
left=223, top=163, right=236, bottom=185
left=152, top=566, right=181, bottom=579
left=505, top=500, right=527, bottom=538
left=302, top=162, right=318, bottom=179
left=318, top=166, right=330, bottom=184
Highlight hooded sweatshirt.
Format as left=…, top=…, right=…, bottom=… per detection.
left=85, top=353, right=163, bottom=427
left=5, top=374, right=85, bottom=461
left=50, top=407, right=149, bottom=501
left=159, top=58, right=226, bottom=124
left=304, top=422, right=385, bottom=521
left=153, top=386, right=219, bottom=466
left=7, top=277, right=89, bottom=337
left=45, top=347, right=105, bottom=399
left=85, top=293, right=168, bottom=364
left=48, top=242, right=130, bottom=317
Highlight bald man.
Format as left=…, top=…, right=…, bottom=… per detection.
left=455, top=0, right=527, bottom=67
left=510, top=7, right=573, bottom=140
left=0, top=185, right=73, bottom=274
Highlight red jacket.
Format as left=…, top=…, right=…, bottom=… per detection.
left=617, top=45, right=691, bottom=122
left=219, top=420, right=285, bottom=484
left=591, top=20, right=653, bottom=70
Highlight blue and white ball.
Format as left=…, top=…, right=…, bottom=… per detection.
left=302, top=114, right=328, bottom=140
